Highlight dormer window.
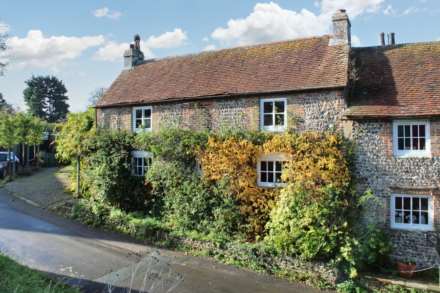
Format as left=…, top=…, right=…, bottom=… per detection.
left=133, top=106, right=152, bottom=133
left=260, top=98, right=287, bottom=132
left=393, top=120, right=430, bottom=158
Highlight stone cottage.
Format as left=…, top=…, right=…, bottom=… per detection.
left=96, top=9, right=440, bottom=266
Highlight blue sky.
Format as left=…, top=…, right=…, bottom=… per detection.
left=0, top=0, right=438, bottom=112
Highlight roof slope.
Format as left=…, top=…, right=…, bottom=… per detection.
left=347, top=42, right=440, bottom=118
left=97, top=36, right=349, bottom=107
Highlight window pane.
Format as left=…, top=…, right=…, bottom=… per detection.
left=275, top=172, right=282, bottom=183
left=395, top=197, right=402, bottom=209
left=398, top=138, right=404, bottom=150
left=404, top=125, right=411, bottom=137
left=412, top=197, right=420, bottom=210
left=404, top=138, right=411, bottom=150
left=145, top=119, right=151, bottom=129
left=267, top=172, right=274, bottom=182
left=412, top=125, right=419, bottom=137
left=275, top=161, right=282, bottom=172
left=268, top=161, right=274, bottom=171
left=421, top=212, right=428, bottom=224
left=137, top=166, right=143, bottom=176
left=412, top=211, right=419, bottom=224
left=420, top=138, right=426, bottom=150
left=261, top=172, right=267, bottom=182
left=264, top=114, right=273, bottom=126
left=136, top=109, right=142, bottom=119
left=136, top=119, right=142, bottom=128
left=274, top=101, right=285, bottom=113
left=395, top=211, right=403, bottom=223
left=275, top=114, right=284, bottom=126
left=412, top=138, right=419, bottom=150
left=404, top=197, right=411, bottom=209
left=403, top=211, right=411, bottom=223
left=261, top=161, right=267, bottom=171
left=144, top=109, right=151, bottom=118
left=398, top=125, right=404, bottom=137
left=421, top=198, right=428, bottom=210
left=419, top=125, right=425, bottom=137
left=263, top=102, right=273, bottom=114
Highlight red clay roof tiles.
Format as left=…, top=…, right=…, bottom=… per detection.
left=347, top=42, right=440, bottom=118
left=96, top=36, right=349, bottom=107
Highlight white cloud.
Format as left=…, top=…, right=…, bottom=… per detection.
left=0, top=22, right=9, bottom=34
left=203, top=44, right=216, bottom=51
left=94, top=29, right=187, bottom=62
left=93, top=7, right=122, bottom=20
left=383, top=5, right=396, bottom=15
left=145, top=28, right=187, bottom=49
left=211, top=1, right=384, bottom=47
left=351, top=35, right=361, bottom=46
left=94, top=41, right=154, bottom=61
left=2, top=30, right=105, bottom=69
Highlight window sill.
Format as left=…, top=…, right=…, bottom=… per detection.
left=261, top=127, right=287, bottom=133
left=390, top=224, right=434, bottom=232
left=257, top=182, right=286, bottom=188
left=134, top=128, right=152, bottom=133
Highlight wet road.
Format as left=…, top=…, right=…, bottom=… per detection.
left=0, top=189, right=326, bottom=293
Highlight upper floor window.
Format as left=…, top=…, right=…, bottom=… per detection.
left=257, top=153, right=288, bottom=187
left=391, top=194, right=433, bottom=231
left=132, top=151, right=152, bottom=177
left=393, top=120, right=430, bottom=158
left=260, top=98, right=287, bottom=132
left=133, top=106, right=152, bottom=133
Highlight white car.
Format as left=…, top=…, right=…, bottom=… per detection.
left=0, top=152, right=19, bottom=178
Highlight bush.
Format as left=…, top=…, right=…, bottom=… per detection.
left=81, top=130, right=150, bottom=211
left=266, top=185, right=353, bottom=261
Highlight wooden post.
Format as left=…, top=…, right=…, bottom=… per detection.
left=76, top=156, right=81, bottom=196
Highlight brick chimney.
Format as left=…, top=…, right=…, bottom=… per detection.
left=123, top=34, right=145, bottom=70
left=329, top=9, right=351, bottom=46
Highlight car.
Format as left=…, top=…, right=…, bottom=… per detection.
left=0, top=152, right=19, bottom=178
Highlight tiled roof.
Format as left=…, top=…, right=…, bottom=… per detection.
left=96, top=36, right=349, bottom=107
left=346, top=42, right=440, bottom=118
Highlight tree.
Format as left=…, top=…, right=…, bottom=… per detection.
left=0, top=93, right=13, bottom=113
left=88, top=87, right=106, bottom=106
left=56, top=108, right=95, bottom=195
left=23, top=75, right=69, bottom=122
left=0, top=24, right=7, bottom=75
left=0, top=113, right=19, bottom=176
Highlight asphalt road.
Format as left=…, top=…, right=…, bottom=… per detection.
left=0, top=189, right=326, bottom=293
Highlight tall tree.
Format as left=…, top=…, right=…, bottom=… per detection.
left=0, top=24, right=6, bottom=75
left=88, top=87, right=106, bottom=106
left=23, top=75, right=69, bottom=122
left=0, top=93, right=13, bottom=113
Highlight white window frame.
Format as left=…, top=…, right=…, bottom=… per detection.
left=260, top=98, right=287, bottom=132
left=393, top=120, right=431, bottom=158
left=390, top=194, right=434, bottom=231
left=132, top=106, right=152, bottom=133
left=131, top=151, right=153, bottom=177
left=257, top=153, right=288, bottom=188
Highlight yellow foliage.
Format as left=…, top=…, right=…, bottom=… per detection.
left=199, top=132, right=351, bottom=237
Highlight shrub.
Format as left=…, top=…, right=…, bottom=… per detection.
left=81, top=130, right=150, bottom=211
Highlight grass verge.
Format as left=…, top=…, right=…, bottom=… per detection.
left=0, top=253, right=79, bottom=293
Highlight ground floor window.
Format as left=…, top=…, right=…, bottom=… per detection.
left=131, top=151, right=152, bottom=177
left=391, top=194, right=434, bottom=231
left=257, top=153, right=288, bottom=187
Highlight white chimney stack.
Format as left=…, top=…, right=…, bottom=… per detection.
left=329, top=9, right=351, bottom=47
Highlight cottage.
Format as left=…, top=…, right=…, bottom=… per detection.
left=96, top=9, right=440, bottom=266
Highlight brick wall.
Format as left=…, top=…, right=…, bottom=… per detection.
left=351, top=119, right=440, bottom=267
left=96, top=89, right=346, bottom=133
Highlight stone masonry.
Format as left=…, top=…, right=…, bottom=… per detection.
left=96, top=89, right=346, bottom=133
left=351, top=120, right=440, bottom=266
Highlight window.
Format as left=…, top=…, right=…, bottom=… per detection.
left=260, top=98, right=287, bottom=132
left=257, top=154, right=288, bottom=187
left=132, top=106, right=152, bottom=132
left=393, top=120, right=430, bottom=157
left=391, top=194, right=434, bottom=231
left=131, top=151, right=152, bottom=176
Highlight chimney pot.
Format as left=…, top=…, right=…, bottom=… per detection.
left=380, top=32, right=385, bottom=46
left=390, top=32, right=396, bottom=45
left=123, top=34, right=145, bottom=70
